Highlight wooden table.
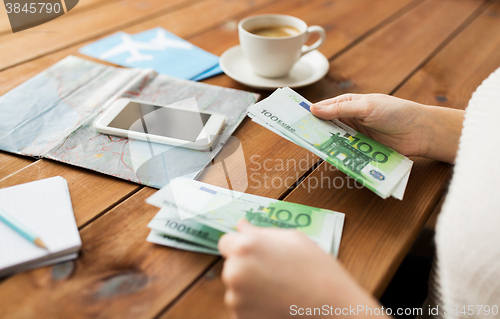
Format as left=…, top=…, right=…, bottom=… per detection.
left=1, top=0, right=500, bottom=317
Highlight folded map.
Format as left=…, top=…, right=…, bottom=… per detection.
left=0, top=56, right=257, bottom=188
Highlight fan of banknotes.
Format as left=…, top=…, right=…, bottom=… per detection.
left=248, top=87, right=413, bottom=199
left=146, top=178, right=345, bottom=257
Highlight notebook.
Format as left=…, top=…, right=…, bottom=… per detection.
left=0, top=176, right=81, bottom=277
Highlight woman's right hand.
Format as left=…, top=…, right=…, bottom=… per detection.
left=311, top=94, right=464, bottom=164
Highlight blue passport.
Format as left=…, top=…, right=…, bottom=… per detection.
left=79, top=27, right=221, bottom=80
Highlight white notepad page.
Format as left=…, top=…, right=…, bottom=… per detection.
left=0, top=176, right=81, bottom=277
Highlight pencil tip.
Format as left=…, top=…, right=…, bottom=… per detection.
left=34, top=238, right=48, bottom=250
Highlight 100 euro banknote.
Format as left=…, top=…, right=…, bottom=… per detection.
left=147, top=230, right=220, bottom=255
left=248, top=87, right=413, bottom=199
left=147, top=178, right=345, bottom=256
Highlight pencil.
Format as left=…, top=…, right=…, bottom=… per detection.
left=0, top=207, right=48, bottom=250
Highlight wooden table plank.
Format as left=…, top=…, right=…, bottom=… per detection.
left=161, top=261, right=228, bottom=319
left=0, top=151, right=35, bottom=180
left=320, top=0, right=486, bottom=95
left=159, top=1, right=489, bottom=317
left=0, top=0, right=318, bottom=198
left=0, top=0, right=194, bottom=66
left=160, top=0, right=418, bottom=57
left=121, top=0, right=282, bottom=37
left=0, top=0, right=414, bottom=97
left=0, top=159, right=140, bottom=227
left=0, top=0, right=274, bottom=70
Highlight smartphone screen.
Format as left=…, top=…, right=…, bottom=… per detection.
left=108, top=102, right=211, bottom=142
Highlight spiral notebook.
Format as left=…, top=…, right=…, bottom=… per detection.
left=0, top=177, right=81, bottom=277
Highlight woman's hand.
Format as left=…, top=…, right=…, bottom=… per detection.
left=311, top=94, right=464, bottom=164
left=219, top=221, right=383, bottom=319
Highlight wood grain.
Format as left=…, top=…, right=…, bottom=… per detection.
left=0, top=121, right=319, bottom=319
left=0, top=188, right=219, bottom=319
left=162, top=161, right=451, bottom=318
left=160, top=260, right=228, bottom=319
left=0, top=151, right=35, bottom=180
left=0, top=159, right=140, bottom=227
left=0, top=0, right=322, bottom=210
left=393, top=0, right=500, bottom=230
left=323, top=0, right=484, bottom=94
left=290, top=159, right=451, bottom=295
left=201, top=0, right=484, bottom=101
left=0, top=0, right=278, bottom=94
left=187, top=0, right=416, bottom=57
left=0, top=0, right=192, bottom=67
left=394, top=2, right=500, bottom=108
left=295, top=0, right=486, bottom=103
left=0, top=1, right=10, bottom=34
left=0, top=0, right=301, bottom=184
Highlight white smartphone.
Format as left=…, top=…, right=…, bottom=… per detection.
left=94, top=98, right=225, bottom=150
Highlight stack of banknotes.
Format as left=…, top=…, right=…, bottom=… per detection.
left=248, top=87, right=413, bottom=199
left=146, top=178, right=345, bottom=257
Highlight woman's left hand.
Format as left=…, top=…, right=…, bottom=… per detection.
left=218, top=220, right=383, bottom=319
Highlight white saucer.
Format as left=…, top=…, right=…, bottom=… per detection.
left=219, top=45, right=329, bottom=90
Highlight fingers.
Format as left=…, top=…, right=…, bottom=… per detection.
left=219, top=232, right=246, bottom=257
left=311, top=93, right=372, bottom=120
left=236, top=220, right=268, bottom=234
left=219, top=229, right=262, bottom=257
left=314, top=93, right=363, bottom=106
left=219, top=221, right=257, bottom=257
left=236, top=219, right=253, bottom=232
left=222, top=257, right=252, bottom=290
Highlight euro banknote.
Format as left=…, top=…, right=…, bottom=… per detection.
left=147, top=178, right=345, bottom=256
left=147, top=230, right=220, bottom=255
left=148, top=210, right=224, bottom=250
left=248, top=87, right=413, bottom=199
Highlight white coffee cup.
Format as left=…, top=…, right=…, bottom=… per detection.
left=238, top=14, right=326, bottom=78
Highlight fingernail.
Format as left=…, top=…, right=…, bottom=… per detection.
left=313, top=103, right=323, bottom=111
